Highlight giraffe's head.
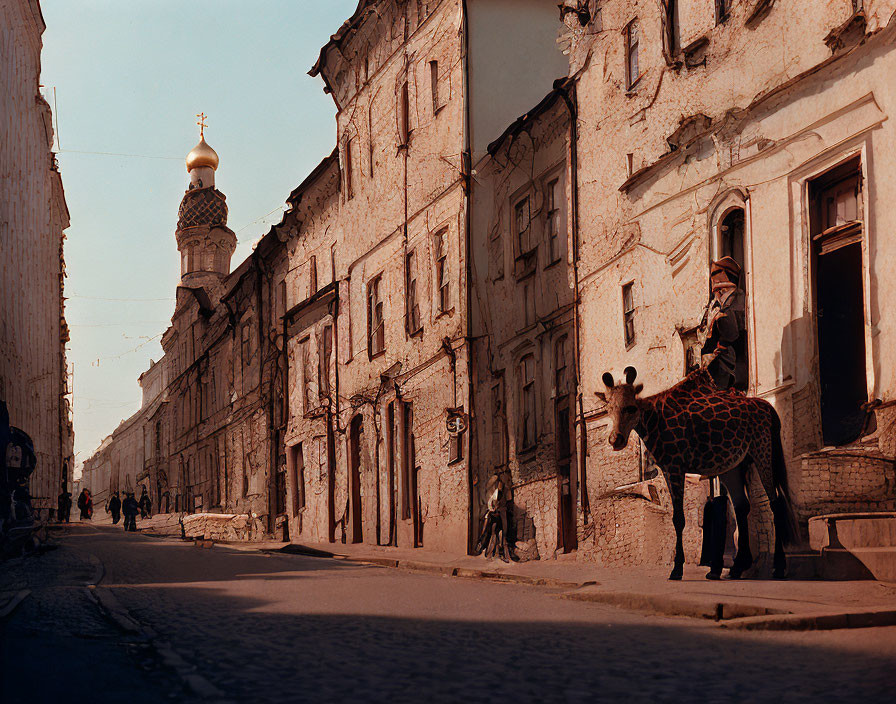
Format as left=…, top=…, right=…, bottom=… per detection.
left=596, top=366, right=644, bottom=451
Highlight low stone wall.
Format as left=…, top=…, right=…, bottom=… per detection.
left=512, top=478, right=559, bottom=561
left=138, top=512, right=268, bottom=542
left=578, top=476, right=704, bottom=568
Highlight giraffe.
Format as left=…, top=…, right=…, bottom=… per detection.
left=596, top=367, right=793, bottom=580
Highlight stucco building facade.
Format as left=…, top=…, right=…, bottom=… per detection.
left=87, top=1, right=896, bottom=572
left=0, top=0, right=74, bottom=513
left=551, top=0, right=896, bottom=567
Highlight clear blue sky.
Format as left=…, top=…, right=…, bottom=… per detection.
left=40, top=1, right=355, bottom=472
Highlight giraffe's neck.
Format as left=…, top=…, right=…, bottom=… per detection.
left=635, top=398, right=665, bottom=461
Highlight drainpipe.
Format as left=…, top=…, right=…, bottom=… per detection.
left=558, top=79, right=590, bottom=521
left=461, top=0, right=476, bottom=554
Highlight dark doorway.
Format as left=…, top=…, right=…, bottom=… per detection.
left=719, top=207, right=749, bottom=391
left=326, top=416, right=337, bottom=542
left=556, top=396, right=577, bottom=553
left=387, top=402, right=397, bottom=546
left=402, top=402, right=422, bottom=547
left=811, top=158, right=867, bottom=446
left=349, top=415, right=365, bottom=543
left=554, top=336, right=576, bottom=553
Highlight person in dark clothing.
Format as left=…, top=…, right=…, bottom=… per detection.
left=699, top=256, right=748, bottom=392
left=138, top=487, right=152, bottom=519
left=474, top=474, right=512, bottom=562
left=57, top=491, right=72, bottom=522
left=108, top=493, right=121, bottom=524
left=122, top=493, right=139, bottom=532
left=77, top=489, right=93, bottom=520
left=698, top=256, right=749, bottom=578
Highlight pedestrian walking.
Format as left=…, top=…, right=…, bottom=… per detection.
left=122, top=492, right=139, bottom=532
left=57, top=490, right=72, bottom=522
left=138, top=487, right=152, bottom=519
left=108, top=492, right=121, bottom=524
left=77, top=488, right=93, bottom=520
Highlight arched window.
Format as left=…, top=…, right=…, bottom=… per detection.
left=719, top=208, right=746, bottom=273
left=710, top=191, right=751, bottom=391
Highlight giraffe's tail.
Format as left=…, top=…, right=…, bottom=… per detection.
left=770, top=409, right=799, bottom=545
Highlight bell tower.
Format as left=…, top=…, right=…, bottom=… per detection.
left=175, top=114, right=237, bottom=288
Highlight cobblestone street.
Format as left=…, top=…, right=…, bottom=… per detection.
left=2, top=524, right=895, bottom=703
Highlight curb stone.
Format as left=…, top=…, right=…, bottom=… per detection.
left=720, top=608, right=896, bottom=631
left=85, top=560, right=229, bottom=702
left=560, top=588, right=791, bottom=621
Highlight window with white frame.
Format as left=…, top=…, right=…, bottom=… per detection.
left=367, top=275, right=385, bottom=357
left=406, top=250, right=422, bottom=334
left=622, top=282, right=636, bottom=347
left=625, top=19, right=640, bottom=89
left=434, top=229, right=450, bottom=312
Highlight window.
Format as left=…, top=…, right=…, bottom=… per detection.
left=546, top=179, right=561, bottom=263
left=519, top=355, right=537, bottom=450
left=522, top=278, right=536, bottom=327
left=400, top=81, right=410, bottom=146
left=301, top=337, right=313, bottom=412
left=625, top=19, right=640, bottom=89
left=515, top=197, right=532, bottom=255
left=626, top=153, right=635, bottom=177
left=555, top=336, right=569, bottom=397
left=434, top=229, right=450, bottom=312
left=290, top=443, right=304, bottom=516
left=367, top=275, right=385, bottom=357
left=715, top=0, right=730, bottom=24
left=405, top=250, right=422, bottom=335
left=666, top=1, right=680, bottom=55
left=344, top=138, right=355, bottom=198
left=622, top=282, right=636, bottom=347
left=309, top=255, right=318, bottom=296
left=430, top=60, right=441, bottom=113
left=489, top=231, right=504, bottom=280
left=318, top=325, right=333, bottom=399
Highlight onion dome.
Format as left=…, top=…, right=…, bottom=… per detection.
left=186, top=136, right=220, bottom=171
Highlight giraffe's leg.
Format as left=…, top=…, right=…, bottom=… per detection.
left=755, top=435, right=789, bottom=579
left=663, top=469, right=686, bottom=580
left=719, top=461, right=753, bottom=579
left=705, top=479, right=728, bottom=580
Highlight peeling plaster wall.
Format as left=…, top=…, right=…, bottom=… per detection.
left=470, top=98, right=576, bottom=559
left=0, top=0, right=74, bottom=510
left=288, top=0, right=474, bottom=554
left=566, top=0, right=896, bottom=566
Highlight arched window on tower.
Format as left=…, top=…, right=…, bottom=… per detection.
left=187, top=245, right=197, bottom=273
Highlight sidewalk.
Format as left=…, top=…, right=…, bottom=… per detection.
left=203, top=536, right=896, bottom=631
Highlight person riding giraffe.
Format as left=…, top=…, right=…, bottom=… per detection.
left=697, top=255, right=749, bottom=577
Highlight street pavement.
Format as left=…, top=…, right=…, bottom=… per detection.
left=3, top=523, right=896, bottom=704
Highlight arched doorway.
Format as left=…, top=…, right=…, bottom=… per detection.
left=715, top=205, right=750, bottom=392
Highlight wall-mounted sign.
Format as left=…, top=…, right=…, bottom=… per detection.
left=446, top=409, right=467, bottom=435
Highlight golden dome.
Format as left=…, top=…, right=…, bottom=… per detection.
left=186, top=136, right=219, bottom=171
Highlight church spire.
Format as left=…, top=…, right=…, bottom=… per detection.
left=175, top=115, right=236, bottom=286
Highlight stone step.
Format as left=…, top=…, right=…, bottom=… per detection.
left=820, top=547, right=896, bottom=582
left=808, top=512, right=896, bottom=551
